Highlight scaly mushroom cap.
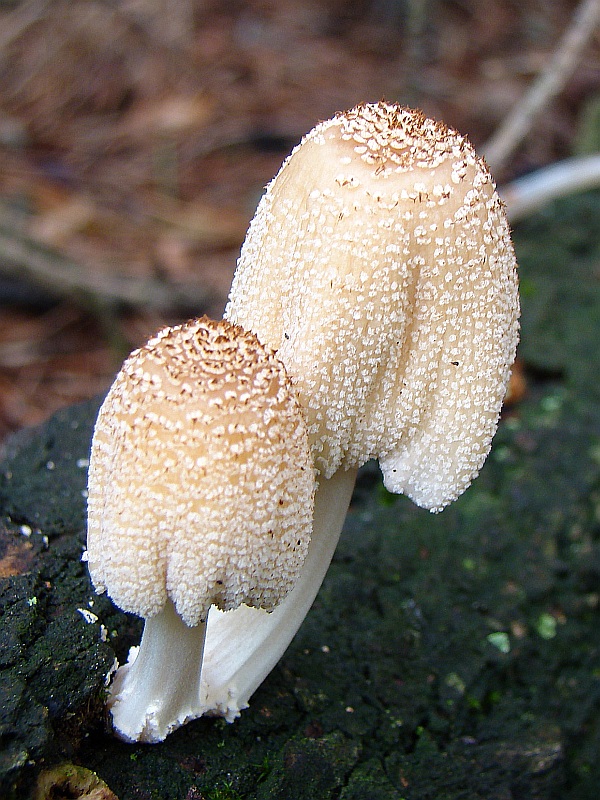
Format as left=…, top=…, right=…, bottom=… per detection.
left=226, top=102, right=519, bottom=512
left=86, top=317, right=314, bottom=626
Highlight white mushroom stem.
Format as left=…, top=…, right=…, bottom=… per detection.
left=106, top=467, right=357, bottom=740
left=108, top=600, right=207, bottom=743
left=200, top=467, right=358, bottom=720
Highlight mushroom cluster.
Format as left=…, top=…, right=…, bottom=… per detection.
left=87, top=102, right=519, bottom=742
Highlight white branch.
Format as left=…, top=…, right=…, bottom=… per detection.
left=500, top=154, right=600, bottom=223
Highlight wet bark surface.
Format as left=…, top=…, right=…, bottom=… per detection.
left=2, top=191, right=600, bottom=799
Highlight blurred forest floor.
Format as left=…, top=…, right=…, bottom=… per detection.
left=0, top=0, right=599, bottom=440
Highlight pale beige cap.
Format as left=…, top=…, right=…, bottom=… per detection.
left=86, top=317, right=314, bottom=626
left=226, top=102, right=519, bottom=511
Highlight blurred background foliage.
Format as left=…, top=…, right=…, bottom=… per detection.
left=0, top=0, right=599, bottom=439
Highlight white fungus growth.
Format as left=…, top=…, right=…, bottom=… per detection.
left=226, top=102, right=520, bottom=511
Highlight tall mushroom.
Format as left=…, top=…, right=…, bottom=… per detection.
left=86, top=317, right=314, bottom=742
left=195, top=102, right=519, bottom=720
left=226, top=102, right=519, bottom=508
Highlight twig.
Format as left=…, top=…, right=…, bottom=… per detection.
left=500, top=154, right=600, bottom=223
left=0, top=206, right=215, bottom=313
left=484, top=0, right=600, bottom=173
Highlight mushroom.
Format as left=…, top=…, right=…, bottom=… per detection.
left=226, top=102, right=519, bottom=508
left=195, top=102, right=519, bottom=720
left=86, top=317, right=315, bottom=742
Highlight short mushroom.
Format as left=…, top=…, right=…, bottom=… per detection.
left=197, top=102, right=519, bottom=718
left=86, top=317, right=314, bottom=742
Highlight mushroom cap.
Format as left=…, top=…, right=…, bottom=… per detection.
left=226, top=102, right=519, bottom=512
left=86, top=317, right=315, bottom=626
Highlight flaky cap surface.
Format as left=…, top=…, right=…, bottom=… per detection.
left=226, top=102, right=519, bottom=511
left=86, top=317, right=314, bottom=625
